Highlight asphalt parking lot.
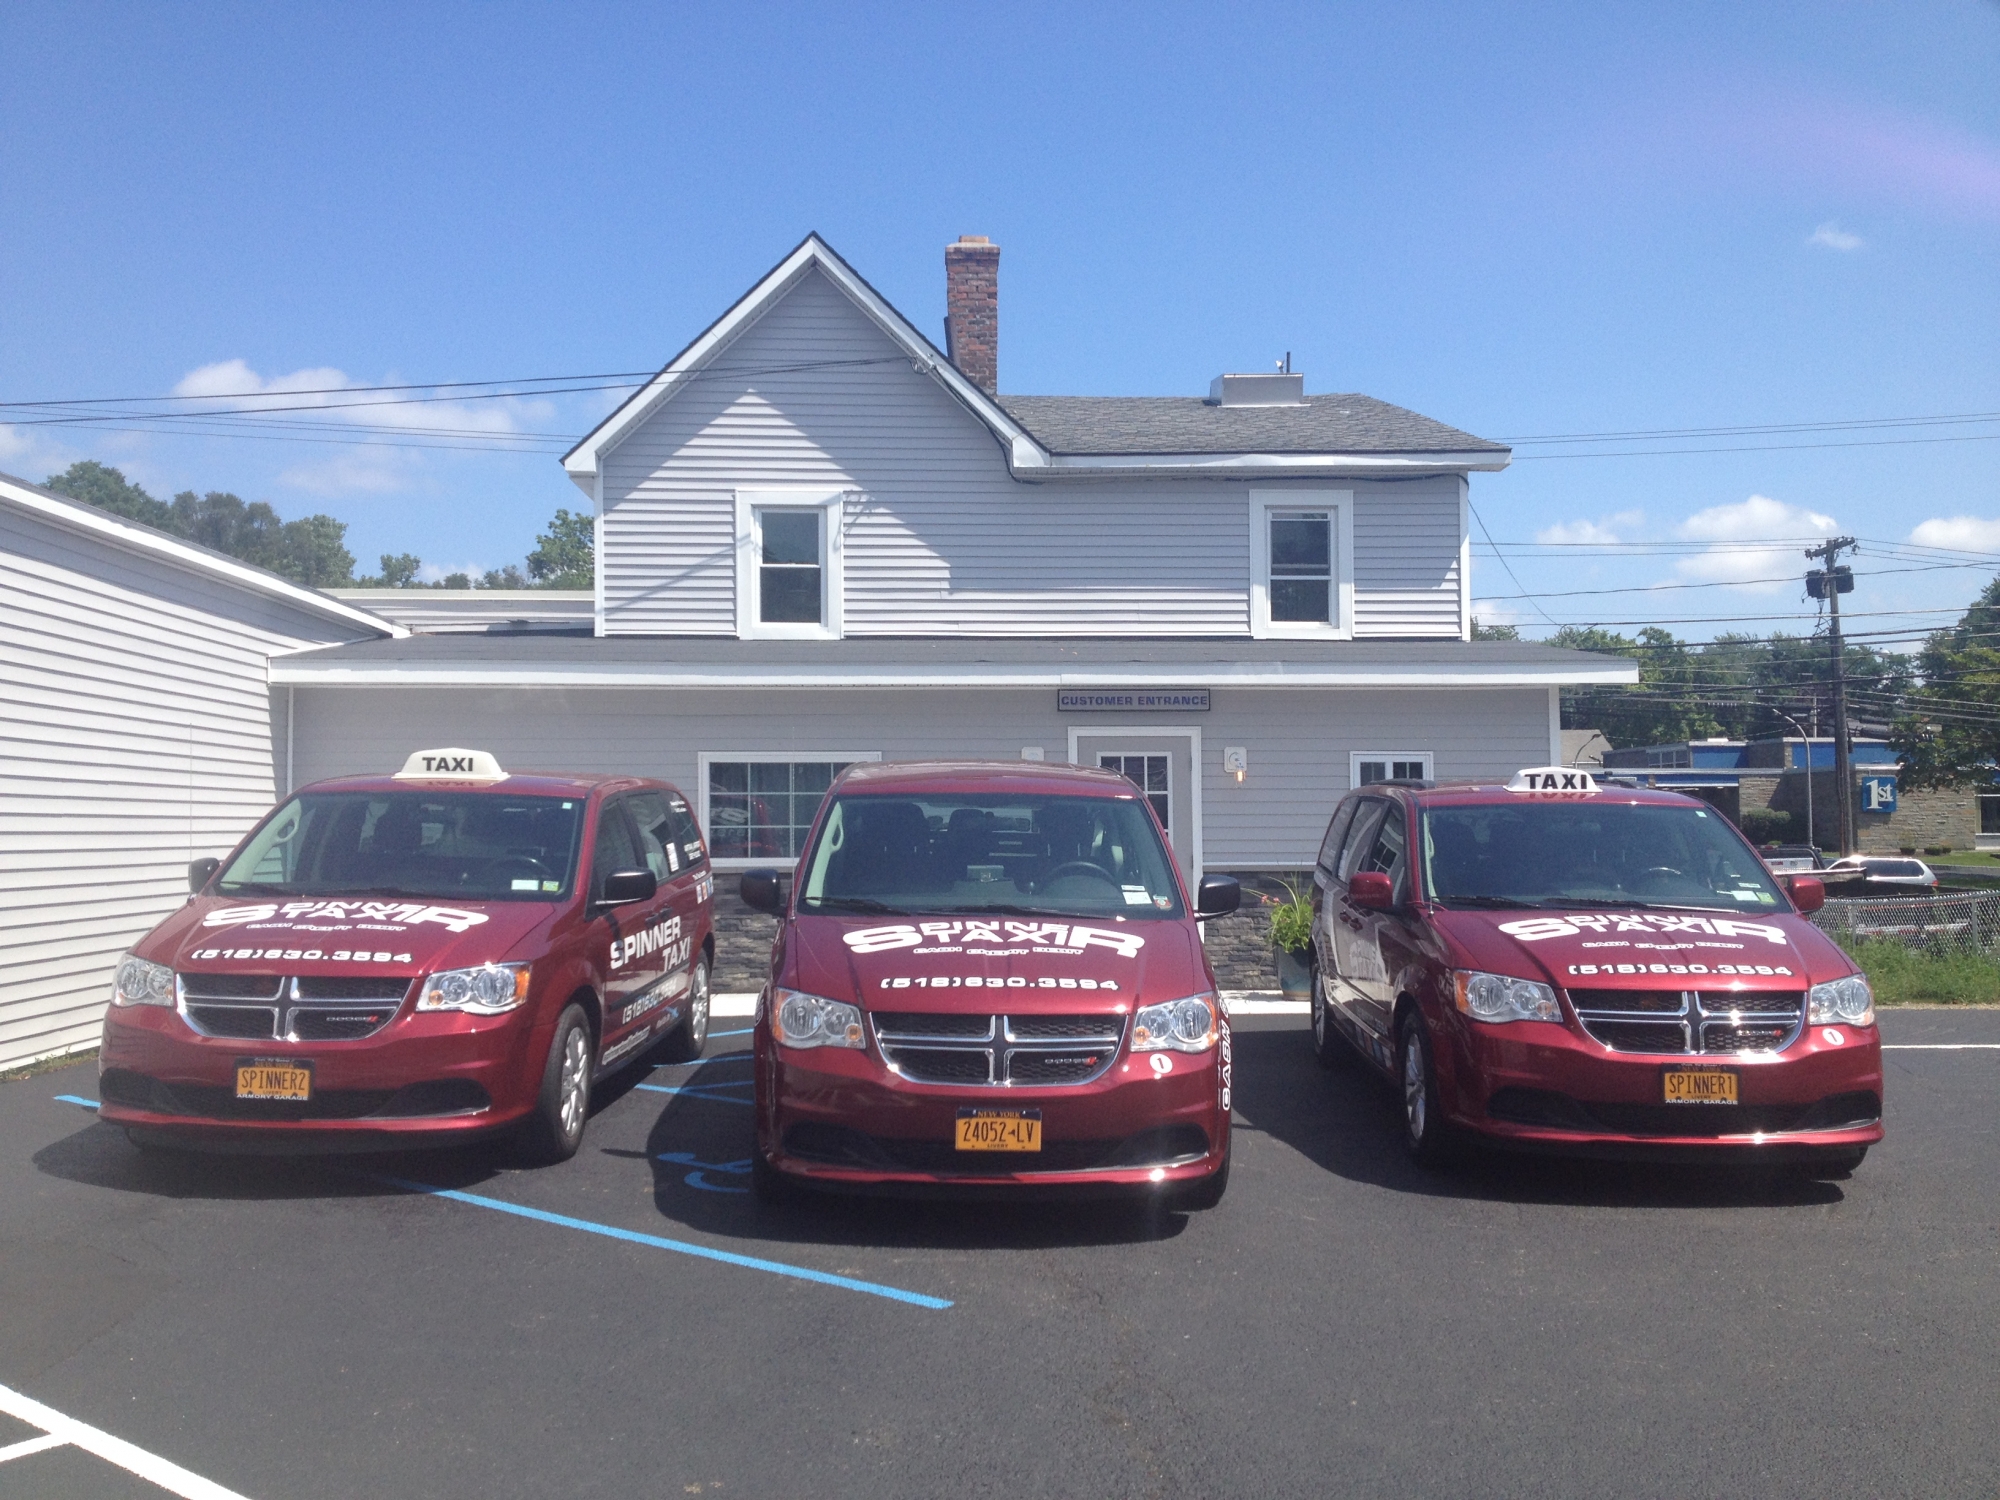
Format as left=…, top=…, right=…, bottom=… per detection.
left=5, top=1007, right=1999, bottom=1500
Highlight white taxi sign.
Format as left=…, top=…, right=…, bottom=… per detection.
left=1508, top=766, right=1598, bottom=793
left=395, top=748, right=508, bottom=782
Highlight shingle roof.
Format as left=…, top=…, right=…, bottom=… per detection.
left=995, top=394, right=1507, bottom=458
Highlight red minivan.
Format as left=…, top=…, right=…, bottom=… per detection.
left=98, top=749, right=715, bottom=1161
left=1309, top=768, right=1883, bottom=1172
left=740, top=760, right=1241, bottom=1205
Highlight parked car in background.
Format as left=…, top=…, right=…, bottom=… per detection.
left=1759, top=844, right=1824, bottom=874
left=1308, top=767, right=1882, bottom=1175
left=98, top=749, right=716, bottom=1162
left=1821, top=856, right=1939, bottom=892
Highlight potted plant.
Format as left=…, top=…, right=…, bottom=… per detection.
left=1266, top=880, right=1314, bottom=1000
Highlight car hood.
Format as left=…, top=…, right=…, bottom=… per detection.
left=136, top=893, right=561, bottom=977
left=1433, top=906, right=1850, bottom=990
left=786, top=913, right=1208, bottom=1014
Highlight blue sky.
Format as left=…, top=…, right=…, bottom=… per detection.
left=3, top=2, right=1995, bottom=642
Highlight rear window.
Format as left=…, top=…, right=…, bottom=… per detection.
left=218, top=791, right=586, bottom=901
left=1867, top=859, right=1926, bottom=877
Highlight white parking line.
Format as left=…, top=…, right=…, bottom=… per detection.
left=0, top=1382, right=253, bottom=1499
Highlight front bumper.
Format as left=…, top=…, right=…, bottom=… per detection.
left=755, top=1027, right=1230, bottom=1194
left=1442, top=1014, right=1885, bottom=1159
left=96, top=999, right=545, bottom=1149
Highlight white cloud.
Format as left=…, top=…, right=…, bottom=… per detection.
left=167, top=360, right=557, bottom=496
left=1909, top=515, right=2000, bottom=553
left=1535, top=509, right=1645, bottom=546
left=420, top=560, right=493, bottom=583
left=1470, top=597, right=1532, bottom=630
left=0, top=423, right=80, bottom=483
left=1809, top=221, right=1864, bottom=252
left=1673, top=494, right=1838, bottom=591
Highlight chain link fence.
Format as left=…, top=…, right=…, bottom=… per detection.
left=1812, top=892, right=2000, bottom=958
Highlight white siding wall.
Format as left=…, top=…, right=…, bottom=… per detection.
left=600, top=267, right=1464, bottom=638
left=290, top=684, right=1551, bottom=870
left=0, top=509, right=369, bottom=1069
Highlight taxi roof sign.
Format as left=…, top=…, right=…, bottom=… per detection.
left=1508, top=766, right=1598, bottom=794
left=394, top=748, right=508, bottom=782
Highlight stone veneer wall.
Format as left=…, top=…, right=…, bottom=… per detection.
left=1736, top=771, right=1975, bottom=852
left=703, top=867, right=1301, bottom=994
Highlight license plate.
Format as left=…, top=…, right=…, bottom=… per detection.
left=1663, top=1067, right=1738, bottom=1105
left=235, top=1061, right=312, bottom=1101
left=955, top=1108, right=1042, bottom=1151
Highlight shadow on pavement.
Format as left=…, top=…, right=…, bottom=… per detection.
left=633, top=1047, right=1193, bottom=1252
left=1229, top=1023, right=1849, bottom=1210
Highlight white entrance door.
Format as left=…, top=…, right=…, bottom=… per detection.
left=1068, top=728, right=1201, bottom=879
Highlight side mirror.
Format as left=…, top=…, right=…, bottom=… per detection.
left=188, top=856, right=221, bottom=893
left=1347, top=871, right=1395, bottom=910
left=1787, top=875, right=1826, bottom=915
left=739, top=869, right=785, bottom=916
left=598, top=868, right=657, bottom=907
left=1195, top=873, right=1241, bottom=918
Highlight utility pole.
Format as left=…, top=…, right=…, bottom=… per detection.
left=1806, top=537, right=1858, bottom=855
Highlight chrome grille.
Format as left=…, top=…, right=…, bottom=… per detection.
left=1568, top=988, right=1805, bottom=1055
left=871, top=1011, right=1123, bottom=1087
left=177, top=974, right=411, bottom=1042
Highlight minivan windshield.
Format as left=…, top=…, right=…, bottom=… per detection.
left=216, top=791, right=586, bottom=901
left=798, top=792, right=1183, bottom=918
left=1422, top=800, right=1788, bottom=913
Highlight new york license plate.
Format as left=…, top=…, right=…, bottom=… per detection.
left=955, top=1108, right=1042, bottom=1151
left=236, top=1060, right=313, bottom=1101
left=1663, top=1067, right=1738, bottom=1105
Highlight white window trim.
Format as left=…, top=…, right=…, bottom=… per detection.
left=1249, top=489, right=1354, bottom=640
left=697, top=750, right=881, bottom=869
left=1065, top=725, right=1204, bottom=882
left=1350, top=750, right=1434, bottom=788
left=734, top=489, right=847, bottom=640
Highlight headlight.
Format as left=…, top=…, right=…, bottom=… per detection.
left=1455, top=970, right=1561, bottom=1023
left=1808, top=973, right=1874, bottom=1027
left=1131, top=993, right=1218, bottom=1053
left=771, top=989, right=865, bottom=1050
left=112, top=955, right=175, bottom=1008
left=417, top=963, right=531, bottom=1015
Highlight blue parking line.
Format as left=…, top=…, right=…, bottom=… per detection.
left=371, top=1175, right=952, bottom=1309
left=652, top=1054, right=751, bottom=1070
left=710, top=1027, right=755, bottom=1037
left=54, top=1095, right=99, bottom=1110
left=635, top=1082, right=754, bottom=1105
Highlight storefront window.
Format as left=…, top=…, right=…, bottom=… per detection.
left=705, top=758, right=859, bottom=860
left=1980, top=794, right=2000, bottom=836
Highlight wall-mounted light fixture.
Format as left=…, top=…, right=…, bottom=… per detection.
left=1222, top=746, right=1248, bottom=783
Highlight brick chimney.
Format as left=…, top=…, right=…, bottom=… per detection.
left=944, top=235, right=999, bottom=394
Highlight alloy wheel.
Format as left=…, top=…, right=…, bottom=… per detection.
left=558, top=1025, right=590, bottom=1138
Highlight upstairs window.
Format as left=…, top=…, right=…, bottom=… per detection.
left=1353, top=752, right=1434, bottom=787
left=734, top=490, right=846, bottom=638
left=1250, top=490, right=1352, bottom=638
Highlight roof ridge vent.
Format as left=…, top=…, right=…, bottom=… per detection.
left=1207, top=372, right=1306, bottom=406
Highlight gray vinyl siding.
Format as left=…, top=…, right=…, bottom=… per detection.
left=599, top=266, right=1464, bottom=639
left=0, top=507, right=368, bottom=1069
left=289, top=683, right=1552, bottom=871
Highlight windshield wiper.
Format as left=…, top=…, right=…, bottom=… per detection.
left=1434, top=895, right=1543, bottom=909
left=1553, top=897, right=1746, bottom=914
left=800, top=896, right=904, bottom=915
left=949, top=903, right=1111, bottom=921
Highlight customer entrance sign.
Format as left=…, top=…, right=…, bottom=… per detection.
left=1057, top=689, right=1209, bottom=713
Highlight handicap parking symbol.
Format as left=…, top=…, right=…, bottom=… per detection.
left=657, top=1152, right=753, bottom=1193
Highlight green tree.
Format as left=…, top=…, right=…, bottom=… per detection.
left=1471, top=618, right=1521, bottom=640
left=43, top=461, right=182, bottom=532
left=361, top=552, right=423, bottom=587
left=274, top=514, right=355, bottom=588
left=527, top=507, right=593, bottom=589
left=478, top=565, right=528, bottom=589
left=1894, top=574, right=2000, bottom=789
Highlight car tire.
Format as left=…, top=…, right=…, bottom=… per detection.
left=519, top=1004, right=594, bottom=1165
left=1310, top=955, right=1348, bottom=1070
left=1171, top=1146, right=1230, bottom=1211
left=1397, top=1009, right=1461, bottom=1170
left=654, top=957, right=711, bottom=1064
left=750, top=1147, right=797, bottom=1204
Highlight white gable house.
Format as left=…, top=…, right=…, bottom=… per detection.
left=281, top=235, right=1636, bottom=985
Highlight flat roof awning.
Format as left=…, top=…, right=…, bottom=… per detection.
left=270, top=635, right=1639, bottom=690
